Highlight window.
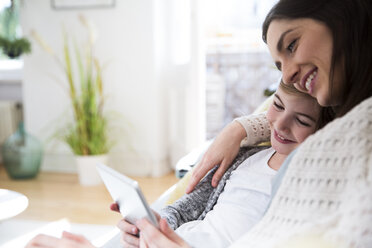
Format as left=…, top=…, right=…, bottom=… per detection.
left=0, top=0, right=23, bottom=141
left=202, top=0, right=280, bottom=138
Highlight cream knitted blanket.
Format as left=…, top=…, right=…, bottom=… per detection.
left=232, top=96, right=372, bottom=248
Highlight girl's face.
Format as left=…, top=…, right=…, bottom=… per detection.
left=266, top=18, right=344, bottom=106
left=266, top=87, right=320, bottom=155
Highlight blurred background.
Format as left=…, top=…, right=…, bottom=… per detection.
left=0, top=0, right=280, bottom=177
left=0, top=0, right=282, bottom=246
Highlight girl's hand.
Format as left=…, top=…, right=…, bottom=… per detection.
left=111, top=203, right=140, bottom=247
left=186, top=121, right=246, bottom=193
left=137, top=218, right=190, bottom=248
left=109, top=202, right=120, bottom=213
left=116, top=218, right=140, bottom=247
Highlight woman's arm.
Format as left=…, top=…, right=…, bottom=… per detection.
left=186, top=113, right=270, bottom=193
left=235, top=112, right=271, bottom=147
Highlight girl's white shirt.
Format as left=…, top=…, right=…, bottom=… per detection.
left=176, top=147, right=277, bottom=248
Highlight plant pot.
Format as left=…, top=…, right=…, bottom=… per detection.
left=75, top=154, right=107, bottom=186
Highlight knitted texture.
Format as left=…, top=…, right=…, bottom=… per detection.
left=161, top=146, right=269, bottom=230
left=235, top=112, right=271, bottom=146
left=231, top=96, right=372, bottom=248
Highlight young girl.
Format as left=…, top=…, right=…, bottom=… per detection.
left=26, top=80, right=334, bottom=248
left=115, top=81, right=334, bottom=248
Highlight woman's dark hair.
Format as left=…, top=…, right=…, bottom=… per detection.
left=279, top=80, right=335, bottom=130
left=262, top=0, right=372, bottom=117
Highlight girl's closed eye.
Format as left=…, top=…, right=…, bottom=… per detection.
left=273, top=102, right=284, bottom=110
left=296, top=117, right=311, bottom=127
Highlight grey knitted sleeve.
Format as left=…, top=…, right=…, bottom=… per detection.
left=160, top=167, right=217, bottom=230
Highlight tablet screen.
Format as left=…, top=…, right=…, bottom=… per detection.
left=96, top=164, right=159, bottom=227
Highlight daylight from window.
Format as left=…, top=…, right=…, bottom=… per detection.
left=203, top=0, right=280, bottom=139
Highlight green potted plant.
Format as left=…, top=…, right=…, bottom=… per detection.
left=0, top=36, right=31, bottom=58
left=0, top=0, right=31, bottom=59
left=32, top=16, right=112, bottom=185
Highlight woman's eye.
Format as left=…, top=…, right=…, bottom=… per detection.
left=287, top=39, right=297, bottom=52
left=273, top=102, right=284, bottom=110
left=297, top=118, right=311, bottom=127
left=275, top=62, right=281, bottom=71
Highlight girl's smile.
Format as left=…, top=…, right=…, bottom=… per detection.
left=273, top=130, right=295, bottom=144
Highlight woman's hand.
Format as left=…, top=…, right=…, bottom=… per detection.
left=25, top=231, right=95, bottom=248
left=137, top=218, right=190, bottom=248
left=186, top=121, right=246, bottom=193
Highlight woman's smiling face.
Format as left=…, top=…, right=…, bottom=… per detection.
left=266, top=18, right=344, bottom=107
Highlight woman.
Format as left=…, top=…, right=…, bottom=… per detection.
left=138, top=0, right=372, bottom=247
left=26, top=0, right=372, bottom=247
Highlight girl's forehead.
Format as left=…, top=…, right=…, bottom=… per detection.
left=276, top=87, right=319, bottom=109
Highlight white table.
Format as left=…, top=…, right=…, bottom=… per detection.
left=0, top=189, right=28, bottom=221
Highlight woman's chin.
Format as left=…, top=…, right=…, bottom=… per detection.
left=315, top=89, right=342, bottom=107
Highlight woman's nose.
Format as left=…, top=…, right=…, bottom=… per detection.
left=282, top=61, right=300, bottom=85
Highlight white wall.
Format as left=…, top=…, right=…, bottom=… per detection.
left=20, top=0, right=205, bottom=176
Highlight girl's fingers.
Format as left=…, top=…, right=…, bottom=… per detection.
left=137, top=218, right=189, bottom=248
left=158, top=218, right=187, bottom=246
left=137, top=219, right=172, bottom=247
left=109, top=203, right=120, bottom=213
left=117, top=219, right=139, bottom=236
left=121, top=232, right=140, bottom=247
left=117, top=219, right=140, bottom=247
left=139, top=235, right=148, bottom=248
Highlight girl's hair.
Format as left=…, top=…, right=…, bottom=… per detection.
left=262, top=0, right=372, bottom=117
left=279, top=80, right=335, bottom=130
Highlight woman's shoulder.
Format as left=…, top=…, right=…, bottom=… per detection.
left=303, top=96, right=372, bottom=148
left=346, top=96, right=372, bottom=116
left=334, top=96, right=372, bottom=129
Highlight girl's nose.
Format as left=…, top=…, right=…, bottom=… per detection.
left=275, top=115, right=290, bottom=133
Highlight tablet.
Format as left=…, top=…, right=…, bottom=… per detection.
left=96, top=163, right=159, bottom=228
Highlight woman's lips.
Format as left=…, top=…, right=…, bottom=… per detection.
left=301, top=68, right=318, bottom=94
left=274, top=130, right=295, bottom=144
